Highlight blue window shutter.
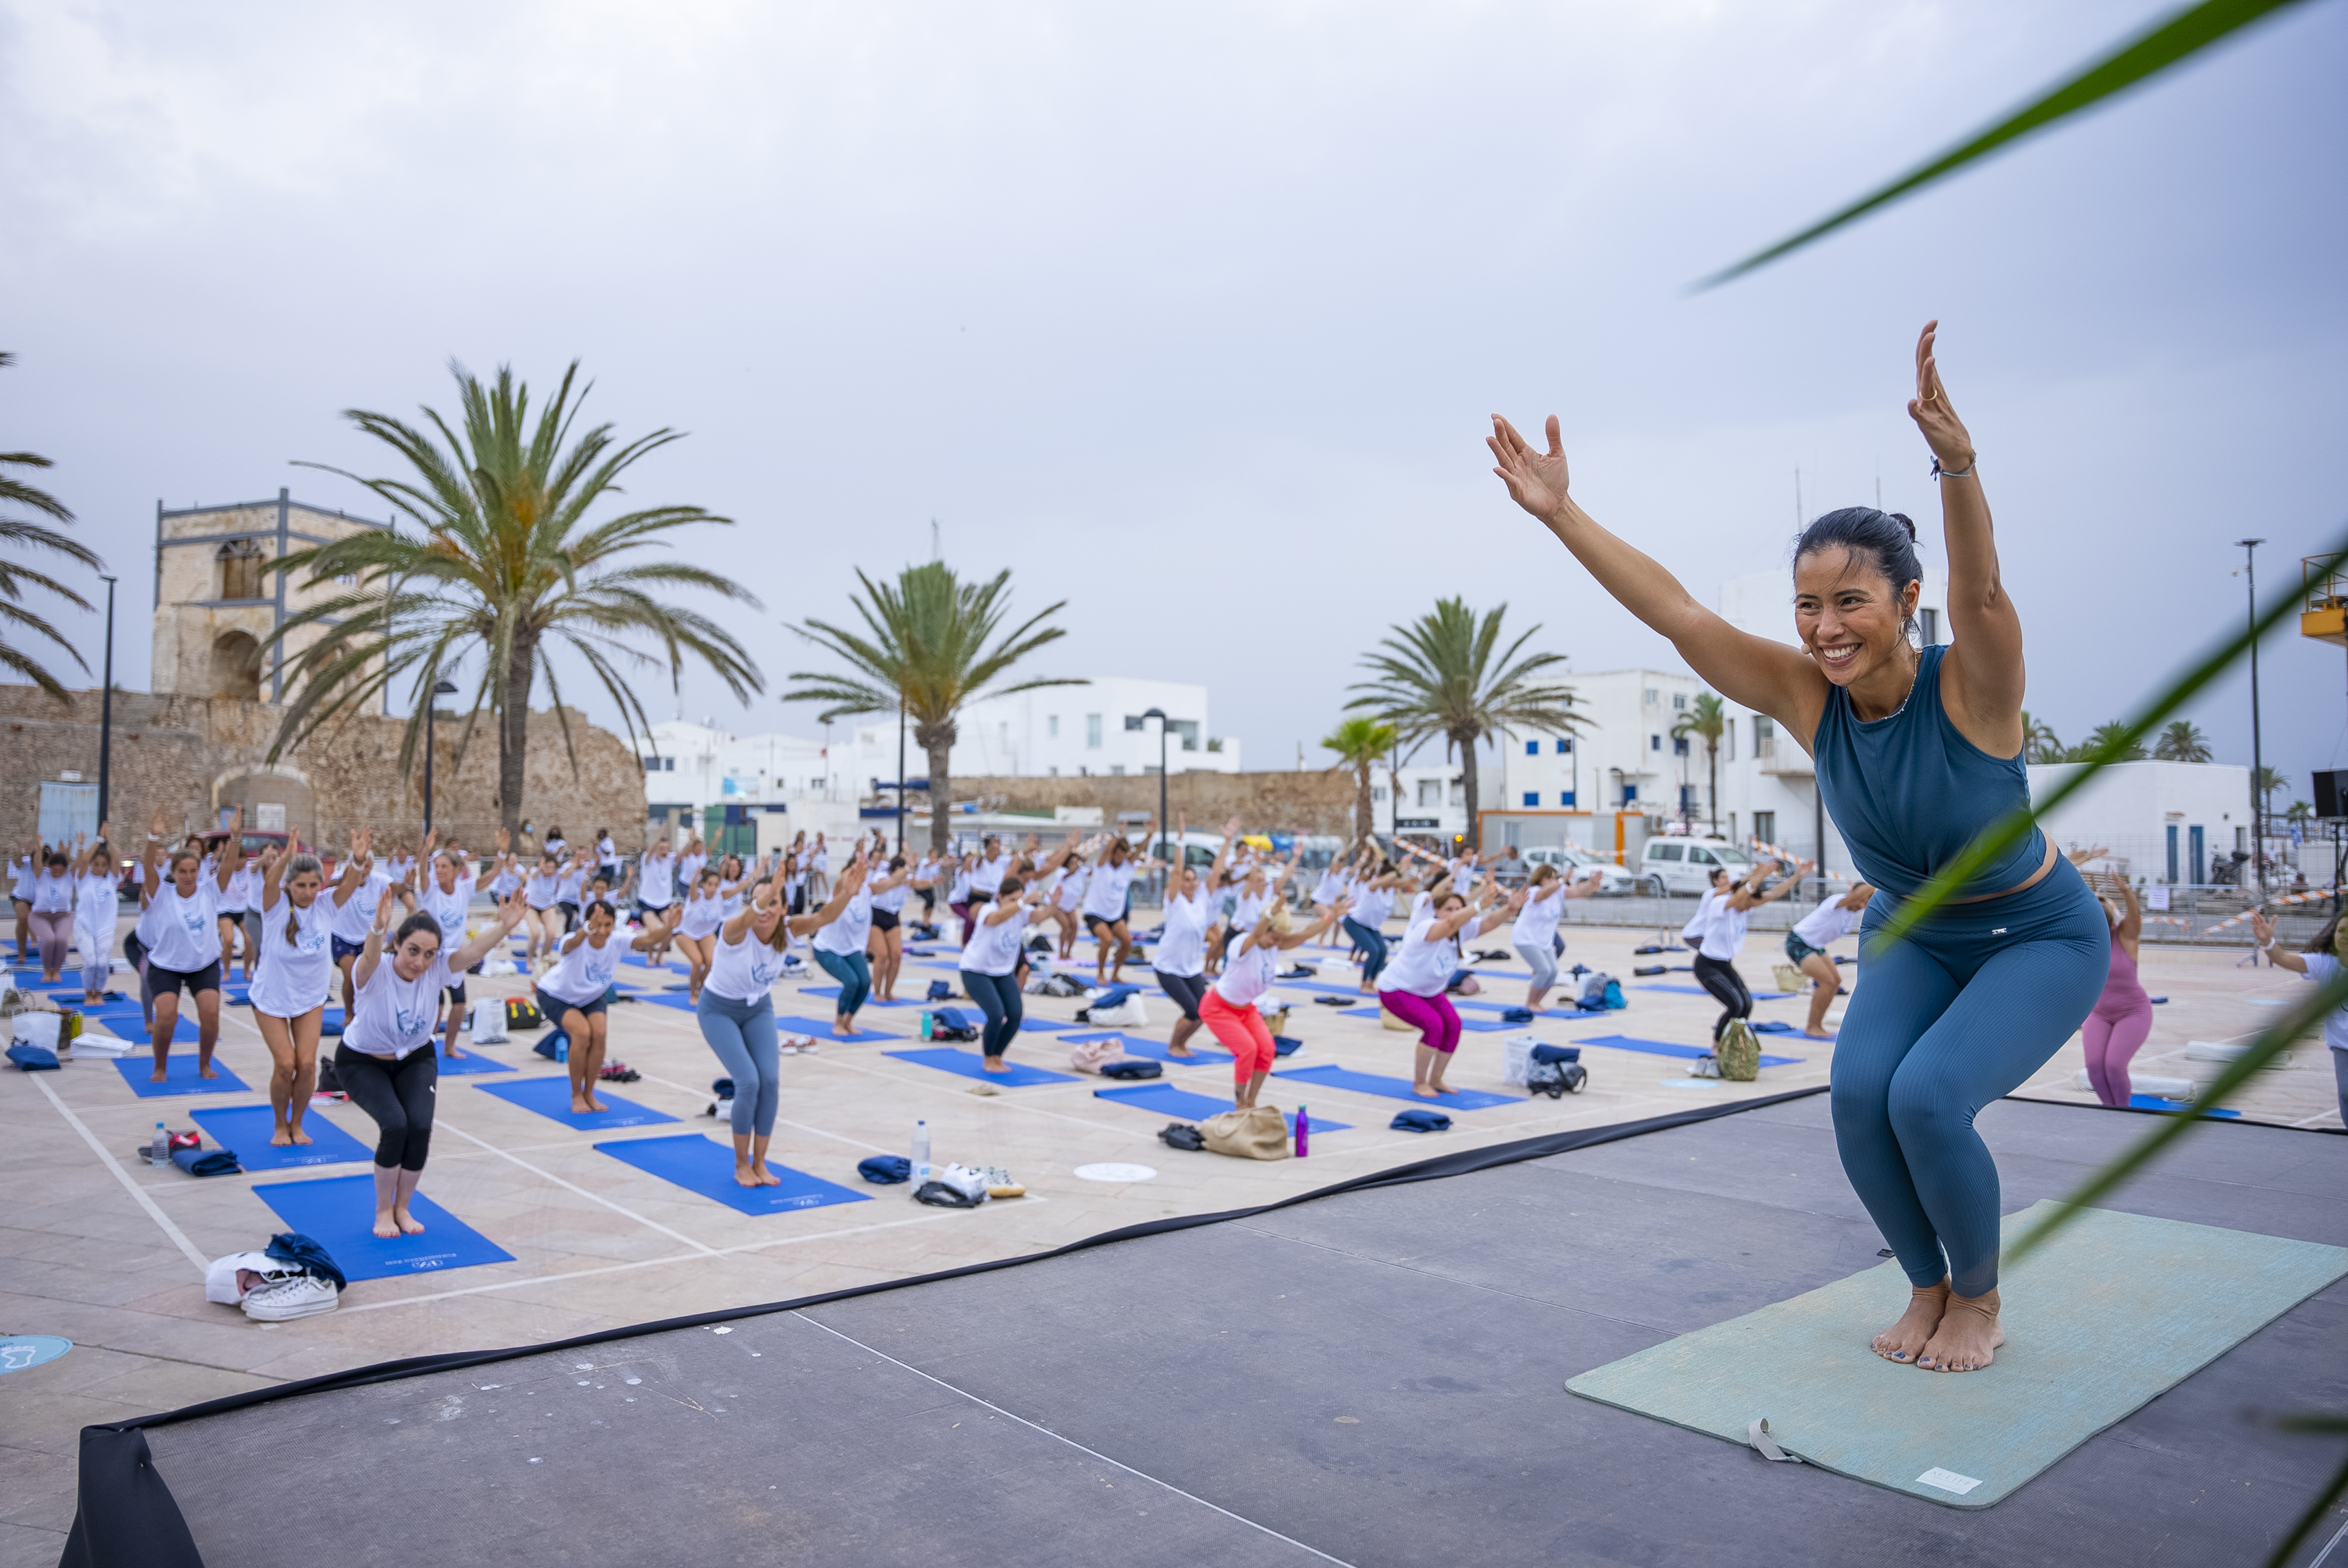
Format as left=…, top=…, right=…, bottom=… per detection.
left=1525, top=739, right=1538, bottom=756
left=1560, top=791, right=1576, bottom=807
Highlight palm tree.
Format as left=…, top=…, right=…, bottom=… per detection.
left=1321, top=716, right=1399, bottom=845
left=2285, top=799, right=2314, bottom=827
left=2020, top=710, right=2063, bottom=764
left=784, top=562, right=1081, bottom=854
left=2255, top=765, right=2287, bottom=812
left=1346, top=598, right=1576, bottom=851
left=2067, top=721, right=2148, bottom=764
left=2152, top=719, right=2213, bottom=762
left=265, top=361, right=763, bottom=833
left=1, top=353, right=103, bottom=700
left=1671, top=693, right=1727, bottom=830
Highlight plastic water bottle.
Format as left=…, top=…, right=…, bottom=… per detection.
left=556, top=1031, right=569, bottom=1064
left=1294, top=1105, right=1310, bottom=1159
left=919, top=1011, right=932, bottom=1040
left=149, top=1120, right=167, bottom=1167
left=910, top=1119, right=931, bottom=1185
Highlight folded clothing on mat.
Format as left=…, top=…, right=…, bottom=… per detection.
left=858, top=1154, right=912, bottom=1185
left=171, top=1146, right=242, bottom=1177
left=1390, top=1108, right=1452, bottom=1132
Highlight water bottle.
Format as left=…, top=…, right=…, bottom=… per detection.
left=556, top=1030, right=569, bottom=1064
left=919, top=1010, right=932, bottom=1041
left=910, top=1119, right=931, bottom=1186
left=1294, top=1105, right=1309, bottom=1158
left=149, top=1120, right=167, bottom=1167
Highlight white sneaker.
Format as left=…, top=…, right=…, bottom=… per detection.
left=242, top=1272, right=338, bottom=1321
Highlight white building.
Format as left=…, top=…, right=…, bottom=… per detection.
left=844, top=676, right=1241, bottom=782
left=2027, top=761, right=2252, bottom=885
left=1380, top=759, right=1501, bottom=843
left=638, top=720, right=863, bottom=852
left=1500, top=667, right=1711, bottom=817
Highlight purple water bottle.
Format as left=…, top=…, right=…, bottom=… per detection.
left=1295, top=1103, right=1309, bottom=1158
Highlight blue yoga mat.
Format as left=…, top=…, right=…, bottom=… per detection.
left=254, top=1174, right=515, bottom=1282
left=1637, top=984, right=1795, bottom=1000
left=1576, top=1033, right=1803, bottom=1068
left=880, top=1047, right=1076, bottom=1086
left=776, top=1015, right=900, bottom=1041
left=110, top=1054, right=249, bottom=1096
left=1275, top=1062, right=1522, bottom=1111
left=1092, top=1081, right=1348, bottom=1134
left=1004, top=1017, right=1081, bottom=1034
left=1568, top=1201, right=2348, bottom=1509
left=2132, top=1093, right=2241, bottom=1118
left=471, top=1075, right=679, bottom=1130
left=638, top=992, right=701, bottom=1013
left=1064, top=1030, right=1231, bottom=1065
left=190, top=1105, right=374, bottom=1170
left=798, top=987, right=924, bottom=1008
left=431, top=1048, right=518, bottom=1076
left=595, top=1134, right=873, bottom=1216
left=85, top=1006, right=196, bottom=1045
left=1339, top=1004, right=1522, bottom=1034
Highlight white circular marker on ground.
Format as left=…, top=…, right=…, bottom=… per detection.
left=1074, top=1163, right=1158, bottom=1182
left=1658, top=1078, right=1727, bottom=1090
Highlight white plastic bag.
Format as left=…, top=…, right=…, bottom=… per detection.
left=1500, top=1033, right=1538, bottom=1088
left=10, top=1012, right=60, bottom=1048
left=468, top=998, right=508, bottom=1042
left=1090, top=995, right=1150, bottom=1027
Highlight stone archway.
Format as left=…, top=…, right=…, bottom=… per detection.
left=213, top=766, right=315, bottom=847
left=210, top=631, right=263, bottom=701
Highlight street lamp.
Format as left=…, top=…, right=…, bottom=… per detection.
left=2239, top=538, right=2266, bottom=897
left=422, top=679, right=459, bottom=833
left=95, top=574, right=117, bottom=828
left=1143, top=707, right=1169, bottom=870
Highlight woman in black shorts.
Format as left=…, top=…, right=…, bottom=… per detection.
left=133, top=805, right=242, bottom=1081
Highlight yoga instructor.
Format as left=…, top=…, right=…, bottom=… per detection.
left=1489, top=322, right=2106, bottom=1374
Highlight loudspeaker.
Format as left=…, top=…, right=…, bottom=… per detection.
left=2315, top=770, right=2348, bottom=821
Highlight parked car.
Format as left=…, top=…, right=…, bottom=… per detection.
left=1522, top=843, right=1644, bottom=895
left=1638, top=836, right=1756, bottom=896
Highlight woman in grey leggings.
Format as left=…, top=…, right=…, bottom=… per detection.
left=697, top=865, right=862, bottom=1188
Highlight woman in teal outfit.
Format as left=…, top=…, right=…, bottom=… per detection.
left=1489, top=323, right=2107, bottom=1374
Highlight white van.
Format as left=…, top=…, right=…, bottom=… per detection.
left=1639, top=836, right=1755, bottom=896
left=1523, top=844, right=1642, bottom=895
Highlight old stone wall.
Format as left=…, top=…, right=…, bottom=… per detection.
left=0, top=688, right=645, bottom=851
left=944, top=771, right=1356, bottom=836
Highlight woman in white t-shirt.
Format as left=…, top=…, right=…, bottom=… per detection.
left=2249, top=909, right=2348, bottom=1129
left=1206, top=896, right=1351, bottom=1108
left=1081, top=822, right=1161, bottom=987
left=536, top=895, right=669, bottom=1114
left=636, top=836, right=678, bottom=964
left=341, top=881, right=524, bottom=1237
left=958, top=873, right=1053, bottom=1072
left=1512, top=864, right=1604, bottom=1011
left=135, top=805, right=243, bottom=1082
left=1379, top=879, right=1525, bottom=1099
left=70, top=827, right=122, bottom=1005
left=865, top=851, right=920, bottom=1003
left=414, top=836, right=481, bottom=1059
left=672, top=865, right=731, bottom=1004
left=809, top=852, right=899, bottom=1038
left=26, top=843, right=77, bottom=984
left=212, top=843, right=257, bottom=984
left=1341, top=852, right=1408, bottom=994
left=696, top=866, right=860, bottom=1184
left=1692, top=858, right=1812, bottom=1045
left=1154, top=823, right=1235, bottom=1058
left=1785, top=880, right=1874, bottom=1038
left=520, top=851, right=570, bottom=966
left=250, top=836, right=373, bottom=1145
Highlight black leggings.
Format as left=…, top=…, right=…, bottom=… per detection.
left=1155, top=969, right=1208, bottom=1023
left=1691, top=953, right=1752, bottom=1041
left=335, top=1044, right=438, bottom=1171
left=960, top=970, right=1025, bottom=1058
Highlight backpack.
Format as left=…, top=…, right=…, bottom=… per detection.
left=925, top=980, right=955, bottom=1002
left=1715, top=1019, right=1762, bottom=1082
left=1527, top=1044, right=1587, bottom=1098
left=929, top=1007, right=981, bottom=1044
left=1097, top=1058, right=1162, bottom=1081
left=1576, top=971, right=1609, bottom=1007
left=1080, top=993, right=1150, bottom=1027
left=504, top=998, right=543, bottom=1031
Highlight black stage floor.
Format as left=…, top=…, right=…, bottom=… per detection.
left=88, top=1096, right=2348, bottom=1567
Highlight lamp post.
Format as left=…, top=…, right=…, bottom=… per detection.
left=95, top=574, right=117, bottom=828
left=422, top=679, right=459, bottom=833
left=896, top=696, right=907, bottom=854
left=1143, top=707, right=1169, bottom=872
left=2240, top=538, right=2266, bottom=897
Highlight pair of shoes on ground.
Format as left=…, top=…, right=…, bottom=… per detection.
left=599, top=1062, right=640, bottom=1083
left=243, top=1272, right=337, bottom=1320
left=778, top=1035, right=821, bottom=1056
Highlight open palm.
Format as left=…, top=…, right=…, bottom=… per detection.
left=1487, top=414, right=1572, bottom=523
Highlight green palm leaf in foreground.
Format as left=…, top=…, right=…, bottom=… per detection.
left=1698, top=0, right=2317, bottom=289
left=265, top=361, right=763, bottom=831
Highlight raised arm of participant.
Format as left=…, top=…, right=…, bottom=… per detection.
left=354, top=875, right=398, bottom=987
left=2250, top=912, right=2309, bottom=974
left=1268, top=897, right=1350, bottom=952
left=1731, top=858, right=1814, bottom=912
left=140, top=807, right=169, bottom=905
left=211, top=807, right=243, bottom=893
left=332, top=828, right=373, bottom=909
left=1562, top=869, right=1604, bottom=901
left=448, top=890, right=528, bottom=971
left=73, top=824, right=105, bottom=877
left=1469, top=884, right=1527, bottom=940
left=1490, top=415, right=1822, bottom=739
left=786, top=854, right=867, bottom=938
left=2112, top=874, right=2141, bottom=947
left=1909, top=322, right=2023, bottom=751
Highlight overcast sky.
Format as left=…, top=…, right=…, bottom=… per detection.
left=5, top=1, right=2344, bottom=799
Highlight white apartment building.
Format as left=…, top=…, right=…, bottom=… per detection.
left=845, top=676, right=1241, bottom=782
left=1499, top=668, right=1710, bottom=816
left=1380, top=759, right=1501, bottom=843
left=639, top=720, right=863, bottom=851
left=2028, top=761, right=2252, bottom=885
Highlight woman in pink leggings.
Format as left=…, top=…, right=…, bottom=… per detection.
left=2079, top=858, right=2149, bottom=1107
left=1201, top=897, right=1349, bottom=1109
left=1377, top=879, right=1525, bottom=1099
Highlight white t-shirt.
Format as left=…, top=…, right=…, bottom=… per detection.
left=1231, top=887, right=1272, bottom=932
left=972, top=853, right=1011, bottom=896
left=216, top=866, right=257, bottom=914
left=542, top=838, right=567, bottom=861
left=539, top=933, right=621, bottom=1006
left=639, top=854, right=676, bottom=908
left=418, top=875, right=477, bottom=944
left=946, top=861, right=974, bottom=904
left=1082, top=861, right=1136, bottom=922
left=1153, top=888, right=1213, bottom=977
left=74, top=870, right=120, bottom=934
left=250, top=890, right=340, bottom=1018
left=1792, top=899, right=1860, bottom=950
left=30, top=869, right=74, bottom=913
left=1698, top=897, right=1751, bottom=962
left=706, top=925, right=790, bottom=1002
left=1212, top=935, right=1280, bottom=1008
left=1351, top=881, right=1394, bottom=926
left=1377, top=912, right=1460, bottom=998
left=1681, top=890, right=1723, bottom=944
left=524, top=869, right=565, bottom=910
left=1311, top=869, right=1347, bottom=906
left=330, top=869, right=394, bottom=942
left=138, top=881, right=223, bottom=973
left=873, top=877, right=911, bottom=913
left=810, top=846, right=830, bottom=874
left=959, top=903, right=1037, bottom=976
left=1513, top=883, right=1567, bottom=948
left=2299, top=954, right=2348, bottom=1053
left=679, top=890, right=726, bottom=940
left=8, top=855, right=34, bottom=901
left=1054, top=867, right=1089, bottom=911
left=812, top=883, right=873, bottom=955
left=678, top=851, right=708, bottom=889
left=598, top=836, right=618, bottom=868
left=344, top=951, right=453, bottom=1059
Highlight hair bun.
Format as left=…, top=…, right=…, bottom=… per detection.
left=1887, top=512, right=1917, bottom=541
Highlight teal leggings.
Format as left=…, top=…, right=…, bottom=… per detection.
left=1830, top=867, right=2107, bottom=1299
left=812, top=948, right=870, bottom=1016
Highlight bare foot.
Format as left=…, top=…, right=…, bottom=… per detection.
left=446, top=1046, right=467, bottom=1059
left=270, top=1126, right=294, bottom=1148
left=1869, top=1280, right=1949, bottom=1365
left=150, top=1067, right=169, bottom=1082
left=982, top=1058, right=1010, bottom=1074
left=198, top=1062, right=220, bottom=1080
left=752, top=1163, right=782, bottom=1187
left=394, top=1207, right=427, bottom=1235
left=1804, top=1027, right=1833, bottom=1039
left=1411, top=1084, right=1441, bottom=1099
left=1430, top=1081, right=1457, bottom=1095
left=586, top=1094, right=609, bottom=1112
left=833, top=1022, right=855, bottom=1038
left=571, top=1097, right=597, bottom=1116
left=1168, top=1045, right=1195, bottom=1059
left=290, top=1126, right=313, bottom=1145
left=373, top=1211, right=401, bottom=1239
left=733, top=1164, right=762, bottom=1189
left=1918, top=1289, right=2002, bottom=1372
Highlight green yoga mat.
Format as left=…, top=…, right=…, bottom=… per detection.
left=1567, top=1201, right=2347, bottom=1509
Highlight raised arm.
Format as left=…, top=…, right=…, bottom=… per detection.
left=449, top=890, right=529, bottom=971
left=786, top=854, right=867, bottom=938
left=353, top=876, right=398, bottom=987
left=721, top=876, right=783, bottom=945
left=1269, top=897, right=1350, bottom=952
left=1910, top=322, right=2023, bottom=752
left=214, top=810, right=243, bottom=894
left=331, top=828, right=373, bottom=909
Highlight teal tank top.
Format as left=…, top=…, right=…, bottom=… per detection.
left=1810, top=644, right=2045, bottom=900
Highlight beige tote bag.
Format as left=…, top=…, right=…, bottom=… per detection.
left=1202, top=1105, right=1292, bottom=1160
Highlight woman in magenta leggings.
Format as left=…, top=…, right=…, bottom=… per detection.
left=2078, top=856, right=2150, bottom=1107
left=1377, top=880, right=1524, bottom=1098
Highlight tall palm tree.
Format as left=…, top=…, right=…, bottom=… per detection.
left=784, top=562, right=1081, bottom=854
left=2020, top=710, right=2063, bottom=764
left=1347, top=598, right=1576, bottom=851
left=265, top=361, right=763, bottom=832
left=1671, top=692, right=1727, bottom=830
left=1, top=352, right=103, bottom=700
left=2069, top=721, right=2149, bottom=763
left=2152, top=719, right=2213, bottom=762
left=2255, top=765, right=2287, bottom=811
left=1321, top=716, right=1399, bottom=844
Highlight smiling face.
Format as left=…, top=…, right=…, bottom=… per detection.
left=583, top=906, right=618, bottom=944
left=1792, top=545, right=1919, bottom=690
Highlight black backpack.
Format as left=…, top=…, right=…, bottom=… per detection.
left=1158, top=1122, right=1205, bottom=1151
